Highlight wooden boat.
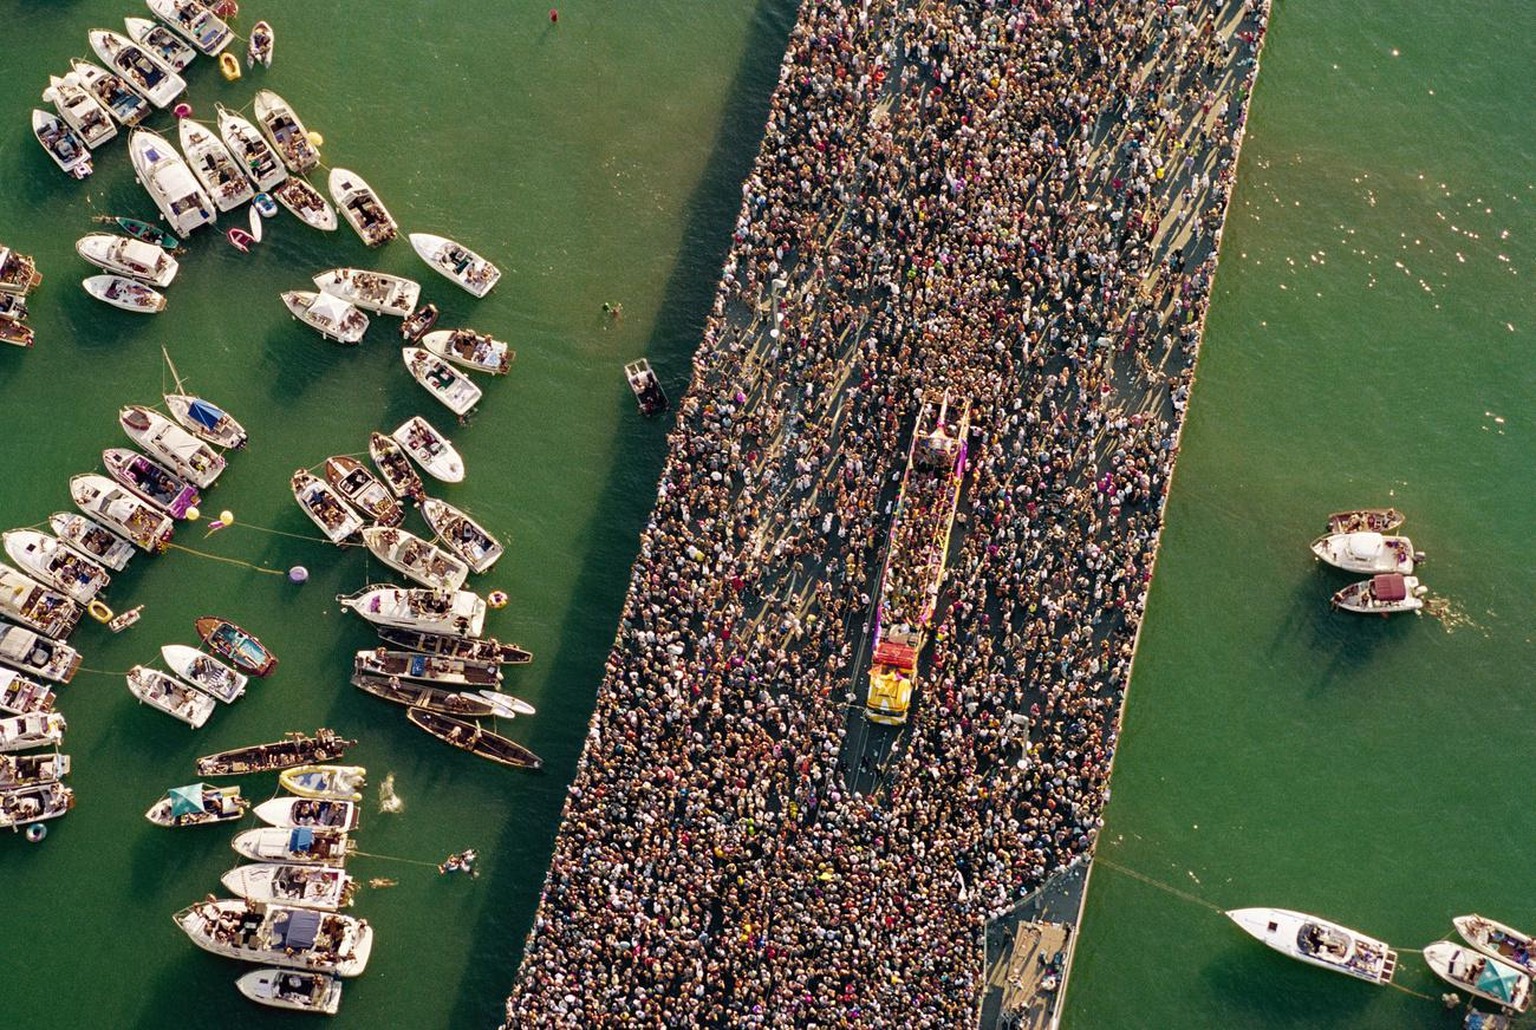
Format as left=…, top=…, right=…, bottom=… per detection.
left=71, top=473, right=175, bottom=552
left=0, top=781, right=74, bottom=830
left=129, top=129, right=217, bottom=235
left=222, top=863, right=353, bottom=911
left=127, top=665, right=216, bottom=728
left=246, top=20, right=274, bottom=68
left=179, top=119, right=254, bottom=212
left=0, top=246, right=42, bottom=297
left=403, top=347, right=482, bottom=416
left=83, top=274, right=164, bottom=313
left=368, top=432, right=425, bottom=502
left=255, top=796, right=358, bottom=831
left=405, top=707, right=542, bottom=770
left=354, top=648, right=501, bottom=687
left=161, top=643, right=246, bottom=703
left=1327, top=508, right=1406, bottom=535
left=322, top=456, right=403, bottom=527
left=121, top=404, right=226, bottom=487
left=0, top=623, right=81, bottom=684
left=32, top=109, right=92, bottom=179
left=147, top=0, right=234, bottom=55
left=0, top=318, right=34, bottom=349
left=3, top=530, right=110, bottom=604
left=122, top=15, right=196, bottom=71
left=400, top=302, right=438, bottom=342
left=236, top=969, right=342, bottom=1016
left=0, top=711, right=67, bottom=753
left=49, top=511, right=135, bottom=571
left=278, top=765, right=366, bottom=802
left=99, top=214, right=177, bottom=250
left=292, top=469, right=364, bottom=544
left=103, top=447, right=200, bottom=519
left=625, top=358, right=668, bottom=415
left=329, top=168, right=398, bottom=247
left=282, top=290, right=368, bottom=344
left=0, top=669, right=55, bottom=716
left=1226, top=908, right=1396, bottom=985
left=87, top=29, right=186, bottom=108
left=0, top=752, right=69, bottom=789
left=67, top=59, right=151, bottom=128
left=1424, top=940, right=1531, bottom=1011
left=475, top=689, right=536, bottom=719
left=1331, top=573, right=1427, bottom=615
left=173, top=899, right=374, bottom=978
left=421, top=329, right=512, bottom=376
left=408, top=233, right=500, bottom=298
left=198, top=728, right=354, bottom=776
left=375, top=627, right=532, bottom=665
left=253, top=89, right=319, bottom=173
left=337, top=585, right=485, bottom=638
left=1310, top=531, right=1420, bottom=575
left=271, top=177, right=336, bottom=231
left=215, top=104, right=287, bottom=191
left=195, top=615, right=278, bottom=676
left=358, top=526, right=468, bottom=591
left=43, top=75, right=116, bottom=149
left=420, top=497, right=503, bottom=573
left=145, top=782, right=246, bottom=826
left=231, top=825, right=353, bottom=865
left=166, top=393, right=248, bottom=449
left=391, top=416, right=464, bottom=483
left=312, top=268, right=419, bottom=317
left=76, top=233, right=177, bottom=287
left=0, top=565, right=79, bottom=640
left=350, top=673, right=495, bottom=717
left=1456, top=915, right=1536, bottom=978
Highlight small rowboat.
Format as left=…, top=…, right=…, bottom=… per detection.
left=222, top=862, right=353, bottom=911
left=99, top=214, right=177, bottom=250
left=145, top=782, right=246, bottom=826
left=271, top=178, right=336, bottom=231
left=312, top=268, right=419, bottom=317
left=195, top=616, right=278, bottom=676
left=322, top=455, right=403, bottom=527
left=236, top=969, right=342, bottom=1016
left=165, top=393, right=248, bottom=449
left=84, top=274, right=164, bottom=313
left=391, top=416, right=464, bottom=483
left=405, top=707, right=542, bottom=770
left=3, top=531, right=110, bottom=604
left=103, top=447, right=200, bottom=519
left=161, top=644, right=247, bottom=703
left=421, top=329, right=513, bottom=376
left=329, top=168, right=398, bottom=247
left=283, top=290, right=368, bottom=344
left=228, top=228, right=256, bottom=253
left=231, top=825, right=353, bottom=865
left=120, top=404, right=226, bottom=488
left=1326, top=508, right=1406, bottom=535
left=420, top=497, right=503, bottom=573
left=126, top=665, right=216, bottom=728
left=123, top=15, right=197, bottom=71
left=353, top=648, right=501, bottom=688
left=292, top=469, right=364, bottom=544
left=350, top=673, right=495, bottom=718
left=33, top=109, right=92, bottom=179
left=374, top=627, right=532, bottom=665
left=358, top=526, right=468, bottom=591
left=278, top=765, right=366, bottom=802
left=49, top=511, right=135, bottom=571
left=246, top=20, right=274, bottom=68
left=368, top=432, right=425, bottom=503
left=403, top=347, right=482, bottom=416
left=254, top=796, right=359, bottom=832
left=409, top=233, right=500, bottom=297
left=400, top=302, right=438, bottom=342
left=198, top=729, right=355, bottom=777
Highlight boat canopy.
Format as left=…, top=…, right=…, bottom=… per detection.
left=1371, top=574, right=1407, bottom=602
left=273, top=908, right=321, bottom=950
left=169, top=782, right=209, bottom=817
left=289, top=826, right=315, bottom=851
left=185, top=398, right=227, bottom=431
left=309, top=292, right=353, bottom=322
left=1345, top=532, right=1384, bottom=560
left=1478, top=959, right=1523, bottom=1004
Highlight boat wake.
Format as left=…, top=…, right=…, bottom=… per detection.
left=378, top=771, right=404, bottom=814
left=1423, top=596, right=1485, bottom=636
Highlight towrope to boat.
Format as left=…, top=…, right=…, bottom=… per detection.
left=128, top=128, right=217, bottom=235
left=1226, top=908, right=1397, bottom=985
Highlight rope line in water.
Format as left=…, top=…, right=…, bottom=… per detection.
left=165, top=541, right=287, bottom=573
left=350, top=849, right=443, bottom=869
left=216, top=522, right=339, bottom=544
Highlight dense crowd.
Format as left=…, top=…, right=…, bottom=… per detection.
left=507, top=0, right=1269, bottom=1026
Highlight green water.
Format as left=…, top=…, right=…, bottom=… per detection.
left=1069, top=2, right=1536, bottom=1027
left=0, top=2, right=793, bottom=1026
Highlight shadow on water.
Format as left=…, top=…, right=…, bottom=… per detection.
left=1199, top=946, right=1376, bottom=1026
left=446, top=2, right=799, bottom=1025
left=1281, top=574, right=1422, bottom=691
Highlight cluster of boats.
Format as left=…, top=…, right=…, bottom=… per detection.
left=1309, top=508, right=1430, bottom=615
left=124, top=617, right=274, bottom=728
left=0, top=670, right=74, bottom=836
left=0, top=245, right=42, bottom=348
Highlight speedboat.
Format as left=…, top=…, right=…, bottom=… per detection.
left=103, top=447, right=200, bottom=518
left=161, top=643, right=247, bottom=703
left=0, top=565, right=79, bottom=640
left=246, top=20, right=274, bottom=68
left=126, top=665, right=216, bottom=728
left=0, top=246, right=42, bottom=297
left=120, top=404, right=227, bottom=487
left=223, top=863, right=354, bottom=911
left=129, top=129, right=216, bottom=235
left=76, top=234, right=178, bottom=287
left=88, top=29, right=186, bottom=108
left=2, top=530, right=110, bottom=604
left=312, top=268, right=419, bottom=316
left=145, top=782, right=246, bottom=826
left=1456, top=915, right=1536, bottom=978
left=421, top=329, right=512, bottom=376
left=406, top=707, right=542, bottom=769
left=1331, top=573, right=1427, bottom=615
left=43, top=76, right=116, bottom=149
left=354, top=648, right=500, bottom=688
left=83, top=274, right=165, bottom=313
left=278, top=765, right=366, bottom=802
left=0, top=781, right=74, bottom=829
left=271, top=178, right=336, bottom=231
left=254, top=796, right=359, bottom=831
left=253, top=89, right=318, bottom=173
left=337, top=584, right=486, bottom=638
left=368, top=432, right=425, bottom=502
left=166, top=393, right=248, bottom=449
left=0, top=624, right=81, bottom=683
left=328, top=168, right=397, bottom=247
left=147, top=0, right=234, bottom=55
left=350, top=673, right=496, bottom=718
left=215, top=105, right=287, bottom=191
left=32, top=109, right=92, bottom=179
left=420, top=498, right=503, bottom=573
left=0, top=318, right=33, bottom=350
left=322, top=456, right=403, bottom=527
left=282, top=291, right=368, bottom=344
left=1423, top=940, right=1531, bottom=1011
left=1310, top=531, right=1420, bottom=575
left=0, top=711, right=68, bottom=753
left=391, top=416, right=464, bottom=483
left=70, top=473, right=175, bottom=553
left=173, top=899, right=374, bottom=977
left=409, top=233, right=500, bottom=297
left=49, top=512, right=134, bottom=571
left=358, top=526, right=468, bottom=591
left=179, top=119, right=254, bottom=212
left=67, top=59, right=151, bottom=127
left=1327, top=508, right=1406, bottom=535
left=403, top=347, right=482, bottom=416
left=0, top=750, right=69, bottom=787
left=1226, top=908, right=1396, bottom=985
left=236, top=969, right=342, bottom=1016
left=0, top=669, right=57, bottom=717
left=231, top=825, right=353, bottom=866
left=194, top=616, right=279, bottom=676
left=292, top=469, right=365, bottom=544
left=123, top=15, right=196, bottom=70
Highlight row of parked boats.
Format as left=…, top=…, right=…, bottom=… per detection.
left=1309, top=508, right=1430, bottom=615
left=0, top=244, right=43, bottom=348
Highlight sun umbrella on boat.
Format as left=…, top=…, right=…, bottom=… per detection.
left=1478, top=961, right=1525, bottom=1005
left=168, top=782, right=210, bottom=819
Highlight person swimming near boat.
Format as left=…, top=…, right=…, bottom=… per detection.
left=439, top=848, right=479, bottom=877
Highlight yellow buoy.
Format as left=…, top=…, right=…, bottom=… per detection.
left=219, top=510, right=235, bottom=525
left=186, top=506, right=201, bottom=521
left=307, top=130, right=324, bottom=148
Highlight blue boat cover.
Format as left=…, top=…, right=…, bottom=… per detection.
left=186, top=398, right=226, bottom=431
left=410, top=655, right=428, bottom=677
left=273, top=908, right=321, bottom=950
left=289, top=826, right=314, bottom=851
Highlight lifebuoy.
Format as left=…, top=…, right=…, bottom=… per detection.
left=487, top=590, right=510, bottom=609
left=88, top=599, right=114, bottom=624
left=24, top=823, right=46, bottom=843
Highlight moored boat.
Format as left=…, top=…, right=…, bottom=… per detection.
left=1456, top=915, right=1536, bottom=979
left=391, top=416, right=464, bottom=483
left=625, top=358, right=668, bottom=416
left=0, top=623, right=81, bottom=684
left=0, top=246, right=43, bottom=297
left=101, top=215, right=177, bottom=250
left=145, top=781, right=246, bottom=826
left=408, top=233, right=500, bottom=297
left=49, top=511, right=135, bottom=571
left=174, top=899, right=374, bottom=977
left=32, top=109, right=93, bottom=179
left=88, top=29, right=186, bottom=108
left=129, top=128, right=217, bottom=235
left=399, top=302, right=438, bottom=342
left=67, top=59, right=151, bottom=128
left=421, top=329, right=512, bottom=376
left=232, top=826, right=352, bottom=866
left=0, top=565, right=81, bottom=639
left=292, top=469, right=364, bottom=544
left=223, top=863, right=354, bottom=911
left=337, top=584, right=485, bottom=638
left=70, top=473, right=175, bottom=552
left=179, top=119, right=255, bottom=212
left=0, top=317, right=33, bottom=349
left=121, top=404, right=226, bottom=487
left=375, top=627, right=532, bottom=665
left=236, top=968, right=342, bottom=1016
left=253, top=89, right=319, bottom=173
left=166, top=393, right=248, bottom=449
left=358, top=526, right=468, bottom=591
left=161, top=643, right=247, bottom=703
left=1226, top=908, right=1396, bottom=985
left=403, top=347, right=482, bottom=416
left=282, top=290, right=368, bottom=344
left=255, top=796, right=359, bottom=831
left=0, top=780, right=74, bottom=829
left=0, top=711, right=67, bottom=753
left=215, top=105, right=287, bottom=191
left=0, top=669, right=56, bottom=716
left=271, top=177, right=336, bottom=231
left=350, top=673, right=496, bottom=717
left=1423, top=940, right=1531, bottom=1011
left=127, top=665, right=216, bottom=728
left=368, top=432, right=425, bottom=502
left=3, top=530, right=111, bottom=604
left=103, top=447, right=200, bottom=518
left=198, top=728, right=355, bottom=777
left=328, top=168, right=398, bottom=247
left=278, top=765, right=366, bottom=802
left=1310, top=531, right=1420, bottom=575
left=420, top=497, right=503, bottom=573
left=83, top=274, right=165, bottom=313
left=1327, top=508, right=1406, bottom=535
left=246, top=20, right=274, bottom=68
left=1331, top=573, right=1427, bottom=615
left=0, top=751, right=69, bottom=789
left=147, top=0, right=234, bottom=55
left=354, top=648, right=500, bottom=687
left=312, top=268, right=419, bottom=317
left=476, top=689, right=536, bottom=719
left=322, top=456, right=403, bottom=527
left=405, top=707, right=542, bottom=770
left=123, top=15, right=197, bottom=71
left=43, top=75, right=116, bottom=149
left=194, top=615, right=278, bottom=676
left=76, top=234, right=178, bottom=287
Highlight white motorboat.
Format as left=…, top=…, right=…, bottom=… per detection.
left=0, top=624, right=80, bottom=683
left=120, top=404, right=227, bottom=488
left=145, top=782, right=246, bottom=826
left=337, top=584, right=486, bottom=638
left=126, top=665, right=216, bottom=728
left=83, top=274, right=165, bottom=313
left=147, top=0, right=234, bottom=55
left=0, top=711, right=67, bottom=753
left=1310, top=531, right=1420, bottom=575
left=232, top=825, right=353, bottom=866
left=222, top=863, right=354, bottom=911
left=166, top=393, right=248, bottom=449
left=1331, top=573, right=1427, bottom=615
left=215, top=105, right=287, bottom=191
left=129, top=129, right=216, bottom=235
left=421, top=497, right=503, bottom=573
left=174, top=899, right=374, bottom=978
left=321, top=456, right=403, bottom=527
left=88, top=29, right=186, bottom=108
left=123, top=15, right=196, bottom=70
left=278, top=765, right=367, bottom=802
left=31, top=109, right=92, bottom=179
left=49, top=511, right=135, bottom=571
left=0, top=781, right=75, bottom=830
left=1455, top=915, right=1536, bottom=978
left=3, top=530, right=111, bottom=604
left=68, top=59, right=151, bottom=127
left=292, top=469, right=365, bottom=544
left=391, top=416, right=464, bottom=483
left=1424, top=940, right=1531, bottom=1011
left=253, top=89, right=319, bottom=173
left=254, top=796, right=359, bottom=831
left=476, top=689, right=536, bottom=719
left=43, top=75, right=116, bottom=149
left=409, top=233, right=500, bottom=298
left=312, top=268, right=419, bottom=317
left=76, top=233, right=178, bottom=287
left=247, top=20, right=274, bottom=68
left=0, top=564, right=82, bottom=640
left=359, top=526, right=468, bottom=591
left=179, top=119, right=254, bottom=212
left=235, top=968, right=342, bottom=1016
left=282, top=291, right=368, bottom=344
left=0, top=669, right=56, bottom=717
left=0, top=750, right=69, bottom=788
left=328, top=168, right=398, bottom=247
left=271, top=178, right=336, bottom=231
left=421, top=329, right=513, bottom=376
left=70, top=474, right=175, bottom=553
left=161, top=644, right=247, bottom=703
left=403, top=347, right=482, bottom=416
left=1226, top=908, right=1396, bottom=985
left=368, top=432, right=425, bottom=502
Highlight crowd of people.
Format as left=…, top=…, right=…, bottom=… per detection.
left=507, top=0, right=1270, bottom=1025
